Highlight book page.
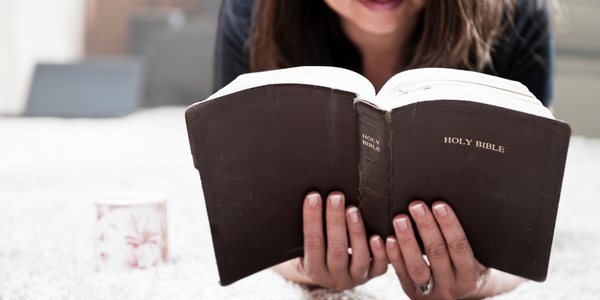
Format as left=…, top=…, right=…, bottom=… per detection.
left=372, top=68, right=555, bottom=119
left=203, top=66, right=555, bottom=120
left=206, top=66, right=376, bottom=101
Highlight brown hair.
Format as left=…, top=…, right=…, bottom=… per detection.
left=249, top=0, right=518, bottom=73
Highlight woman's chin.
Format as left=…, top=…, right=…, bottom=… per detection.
left=349, top=18, right=403, bottom=37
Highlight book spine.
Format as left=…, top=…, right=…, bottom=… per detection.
left=355, top=101, right=394, bottom=239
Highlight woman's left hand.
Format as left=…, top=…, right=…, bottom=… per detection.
left=385, top=200, right=491, bottom=299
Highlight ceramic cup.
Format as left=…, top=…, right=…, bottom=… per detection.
left=93, top=191, right=168, bottom=272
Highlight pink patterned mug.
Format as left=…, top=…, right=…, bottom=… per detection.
left=93, top=191, right=168, bottom=272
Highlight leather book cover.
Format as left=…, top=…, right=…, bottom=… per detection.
left=389, top=100, right=571, bottom=281
left=185, top=84, right=359, bottom=285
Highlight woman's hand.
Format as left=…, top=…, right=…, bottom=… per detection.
left=385, top=200, right=526, bottom=299
left=272, top=191, right=388, bottom=291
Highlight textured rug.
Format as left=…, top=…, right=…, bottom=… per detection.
left=1, top=107, right=599, bottom=299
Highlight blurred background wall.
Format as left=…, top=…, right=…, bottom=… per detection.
left=554, top=0, right=600, bottom=138
left=85, top=0, right=207, bottom=55
left=0, top=0, right=598, bottom=137
left=0, top=0, right=85, bottom=115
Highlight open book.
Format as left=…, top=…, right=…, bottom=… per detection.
left=185, top=66, right=570, bottom=285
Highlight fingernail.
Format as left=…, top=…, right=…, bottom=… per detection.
left=395, top=217, right=408, bottom=232
left=386, top=237, right=397, bottom=250
left=411, top=203, right=425, bottom=217
left=347, top=207, right=359, bottom=223
left=433, top=204, right=447, bottom=217
left=308, top=194, right=319, bottom=208
left=372, top=236, right=382, bottom=248
left=330, top=194, right=342, bottom=210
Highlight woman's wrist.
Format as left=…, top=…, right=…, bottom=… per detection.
left=271, top=258, right=312, bottom=285
left=466, top=269, right=527, bottom=299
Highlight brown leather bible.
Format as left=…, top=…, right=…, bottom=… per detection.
left=185, top=67, right=571, bottom=285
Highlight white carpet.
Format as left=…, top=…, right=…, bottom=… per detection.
left=0, top=107, right=599, bottom=299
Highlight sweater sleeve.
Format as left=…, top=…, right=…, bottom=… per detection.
left=213, top=0, right=255, bottom=92
left=492, top=0, right=555, bottom=108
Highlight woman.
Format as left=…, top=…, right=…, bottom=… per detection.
left=214, top=0, right=555, bottom=298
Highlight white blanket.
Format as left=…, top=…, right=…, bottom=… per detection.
left=1, top=107, right=598, bottom=299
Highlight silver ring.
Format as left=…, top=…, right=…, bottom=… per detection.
left=417, top=276, right=434, bottom=296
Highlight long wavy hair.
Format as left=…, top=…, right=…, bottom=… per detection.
left=249, top=0, right=521, bottom=73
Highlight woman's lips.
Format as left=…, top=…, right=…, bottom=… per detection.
left=358, top=0, right=404, bottom=12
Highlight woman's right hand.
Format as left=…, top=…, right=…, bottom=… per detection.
left=272, top=191, right=388, bottom=291
left=385, top=201, right=527, bottom=299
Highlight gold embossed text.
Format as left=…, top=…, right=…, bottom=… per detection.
left=362, top=134, right=380, bottom=152
left=444, top=137, right=505, bottom=153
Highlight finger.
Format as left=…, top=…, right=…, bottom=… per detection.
left=345, top=206, right=371, bottom=281
left=393, top=213, right=432, bottom=286
left=325, top=192, right=351, bottom=284
left=431, top=202, right=482, bottom=281
left=409, top=201, right=455, bottom=287
left=368, top=235, right=388, bottom=278
left=385, top=236, right=417, bottom=295
left=302, top=192, right=328, bottom=282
